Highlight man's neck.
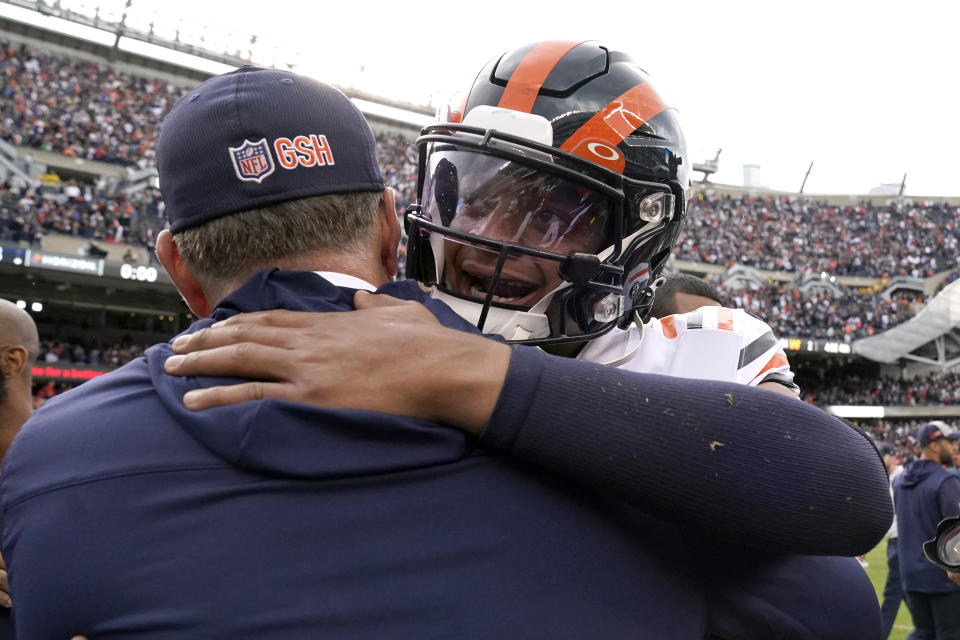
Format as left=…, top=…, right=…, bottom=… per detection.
left=209, top=255, right=388, bottom=310
left=0, top=397, right=31, bottom=463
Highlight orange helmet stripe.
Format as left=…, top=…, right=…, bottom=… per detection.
left=497, top=40, right=582, bottom=113
left=559, top=81, right=669, bottom=173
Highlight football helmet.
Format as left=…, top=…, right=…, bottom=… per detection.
left=405, top=40, right=690, bottom=345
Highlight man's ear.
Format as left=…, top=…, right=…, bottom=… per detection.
left=156, top=230, right=213, bottom=317
left=0, top=346, right=28, bottom=378
left=378, top=187, right=401, bottom=279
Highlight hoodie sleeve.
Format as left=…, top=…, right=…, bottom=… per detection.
left=481, top=346, right=892, bottom=556
left=939, top=475, right=960, bottom=519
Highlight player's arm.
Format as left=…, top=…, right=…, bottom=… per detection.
left=165, top=292, right=891, bottom=555
left=938, top=476, right=960, bottom=519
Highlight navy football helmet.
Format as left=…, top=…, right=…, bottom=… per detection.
left=405, top=40, right=690, bottom=345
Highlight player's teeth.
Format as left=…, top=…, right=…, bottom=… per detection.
left=470, top=284, right=518, bottom=304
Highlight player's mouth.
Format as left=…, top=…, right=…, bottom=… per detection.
left=457, top=263, right=542, bottom=307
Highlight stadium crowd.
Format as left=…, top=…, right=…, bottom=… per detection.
left=1, top=176, right=163, bottom=251
left=36, top=338, right=146, bottom=368
left=721, top=284, right=921, bottom=341
left=803, top=371, right=960, bottom=407
left=677, top=193, right=960, bottom=278
left=0, top=40, right=188, bottom=166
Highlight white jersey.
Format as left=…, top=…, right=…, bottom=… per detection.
left=577, top=305, right=797, bottom=391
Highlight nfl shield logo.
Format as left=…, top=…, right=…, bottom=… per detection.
left=228, top=138, right=275, bottom=183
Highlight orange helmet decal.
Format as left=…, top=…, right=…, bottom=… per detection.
left=559, top=82, right=669, bottom=173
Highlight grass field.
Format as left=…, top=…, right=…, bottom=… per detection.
left=864, top=539, right=913, bottom=640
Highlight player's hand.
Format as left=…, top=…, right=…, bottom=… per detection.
left=0, top=552, right=9, bottom=608
left=949, top=570, right=960, bottom=587
left=164, top=291, right=511, bottom=434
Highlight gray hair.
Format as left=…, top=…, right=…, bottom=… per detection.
left=173, top=191, right=382, bottom=288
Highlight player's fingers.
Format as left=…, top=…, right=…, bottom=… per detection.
left=354, top=291, right=441, bottom=325
left=209, top=309, right=320, bottom=330
left=183, top=381, right=295, bottom=411
left=172, top=323, right=296, bottom=354
left=164, top=343, right=291, bottom=380
left=0, top=568, right=9, bottom=607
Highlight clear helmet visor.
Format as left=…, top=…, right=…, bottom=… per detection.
left=420, top=148, right=615, bottom=309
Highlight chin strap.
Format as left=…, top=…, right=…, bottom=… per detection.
left=618, top=276, right=665, bottom=329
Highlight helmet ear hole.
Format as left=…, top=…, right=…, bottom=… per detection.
left=648, top=248, right=673, bottom=283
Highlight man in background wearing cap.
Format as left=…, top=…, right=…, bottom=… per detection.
left=0, top=66, right=884, bottom=640
left=893, top=422, right=960, bottom=639
left=878, top=441, right=905, bottom=640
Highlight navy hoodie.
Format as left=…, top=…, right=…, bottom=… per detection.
left=0, top=270, right=880, bottom=639
left=893, top=458, right=960, bottom=593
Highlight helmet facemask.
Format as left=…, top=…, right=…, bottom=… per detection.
left=405, top=41, right=689, bottom=345
left=406, top=122, right=681, bottom=345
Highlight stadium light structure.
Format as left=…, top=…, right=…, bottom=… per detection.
left=692, top=148, right=722, bottom=183
left=30, top=301, right=43, bottom=312
left=15, top=300, right=26, bottom=309
left=798, top=161, right=814, bottom=194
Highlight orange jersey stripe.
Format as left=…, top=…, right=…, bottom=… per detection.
left=660, top=316, right=678, bottom=339
left=497, top=41, right=581, bottom=113
left=717, top=307, right=734, bottom=331
left=751, top=353, right=789, bottom=383
left=558, top=82, right=668, bottom=173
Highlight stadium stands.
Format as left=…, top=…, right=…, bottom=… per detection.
left=677, top=193, right=959, bottom=278
left=722, top=284, right=922, bottom=342
left=0, top=40, right=188, bottom=166
left=1, top=177, right=163, bottom=251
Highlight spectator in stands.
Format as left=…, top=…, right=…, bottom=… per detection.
left=893, top=422, right=960, bottom=638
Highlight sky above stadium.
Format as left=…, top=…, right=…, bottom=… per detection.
left=3, top=0, right=958, bottom=197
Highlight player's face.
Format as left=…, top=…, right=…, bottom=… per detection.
left=437, top=169, right=609, bottom=308
left=941, top=439, right=959, bottom=466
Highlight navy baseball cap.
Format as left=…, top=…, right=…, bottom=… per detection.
left=157, top=66, right=384, bottom=233
left=916, top=421, right=960, bottom=447
left=877, top=442, right=897, bottom=456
